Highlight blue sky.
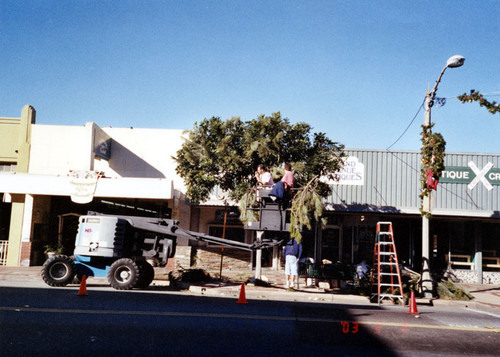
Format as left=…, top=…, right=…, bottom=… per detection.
left=1, top=1, right=499, bottom=153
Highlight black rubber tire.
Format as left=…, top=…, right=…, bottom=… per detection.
left=136, top=261, right=155, bottom=289
left=41, top=255, right=75, bottom=287
left=107, top=258, right=140, bottom=290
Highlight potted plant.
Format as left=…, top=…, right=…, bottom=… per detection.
left=44, top=244, right=64, bottom=258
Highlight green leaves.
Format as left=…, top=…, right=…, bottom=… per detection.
left=289, top=176, right=327, bottom=243
left=420, top=123, right=446, bottom=217
left=458, top=90, right=500, bottom=115
left=174, top=112, right=345, bottom=203
left=173, top=112, right=346, bottom=241
left=174, top=117, right=248, bottom=202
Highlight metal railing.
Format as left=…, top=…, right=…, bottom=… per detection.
left=0, top=240, right=8, bottom=265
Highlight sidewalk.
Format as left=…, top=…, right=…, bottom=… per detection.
left=1, top=266, right=500, bottom=313
left=435, top=283, right=500, bottom=315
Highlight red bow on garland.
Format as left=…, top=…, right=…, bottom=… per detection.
left=426, top=168, right=439, bottom=190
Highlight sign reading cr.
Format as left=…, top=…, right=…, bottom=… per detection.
left=440, top=161, right=499, bottom=191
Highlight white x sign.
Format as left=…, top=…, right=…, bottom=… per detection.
left=468, top=161, right=493, bottom=191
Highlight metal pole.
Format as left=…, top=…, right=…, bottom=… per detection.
left=474, top=223, right=483, bottom=284
left=57, top=215, right=64, bottom=248
left=219, top=207, right=227, bottom=280
left=421, top=57, right=464, bottom=293
left=255, top=231, right=263, bottom=280
left=421, top=203, right=432, bottom=297
left=421, top=91, right=434, bottom=298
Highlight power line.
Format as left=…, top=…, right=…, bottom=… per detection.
left=385, top=91, right=499, bottom=151
left=386, top=99, right=424, bottom=150
left=441, top=92, right=500, bottom=99
left=384, top=150, right=480, bottom=208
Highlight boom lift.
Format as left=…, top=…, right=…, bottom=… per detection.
left=243, top=188, right=291, bottom=232
left=41, top=212, right=280, bottom=290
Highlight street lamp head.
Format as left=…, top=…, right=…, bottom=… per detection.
left=446, top=55, right=465, bottom=68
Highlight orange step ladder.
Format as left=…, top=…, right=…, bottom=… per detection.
left=370, top=222, right=404, bottom=305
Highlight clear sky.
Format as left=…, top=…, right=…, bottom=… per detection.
left=1, top=1, right=499, bottom=153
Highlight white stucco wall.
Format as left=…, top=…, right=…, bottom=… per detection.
left=96, top=126, right=186, bottom=191
left=29, top=124, right=93, bottom=175
left=28, top=123, right=187, bottom=192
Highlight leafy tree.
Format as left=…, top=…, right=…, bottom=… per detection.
left=174, top=116, right=247, bottom=201
left=174, top=112, right=346, bottom=241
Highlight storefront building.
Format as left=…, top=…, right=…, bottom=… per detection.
left=0, top=105, right=35, bottom=265
left=321, top=150, right=500, bottom=284
left=0, top=107, right=191, bottom=267
left=1, top=107, right=499, bottom=284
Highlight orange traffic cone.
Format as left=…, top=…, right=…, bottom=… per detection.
left=236, top=283, right=248, bottom=304
left=407, top=291, right=418, bottom=314
left=77, top=275, right=88, bottom=296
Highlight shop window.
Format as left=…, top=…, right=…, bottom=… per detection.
left=0, top=202, right=11, bottom=241
left=208, top=225, right=245, bottom=243
left=482, top=223, right=500, bottom=253
left=322, top=228, right=340, bottom=263
left=353, top=226, right=374, bottom=265
left=342, top=227, right=353, bottom=264
left=0, top=163, right=16, bottom=172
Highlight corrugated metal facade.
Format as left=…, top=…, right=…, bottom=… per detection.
left=326, top=149, right=500, bottom=218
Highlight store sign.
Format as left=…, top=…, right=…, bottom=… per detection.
left=215, top=209, right=241, bottom=223
left=329, top=156, right=365, bottom=186
left=441, top=161, right=499, bottom=191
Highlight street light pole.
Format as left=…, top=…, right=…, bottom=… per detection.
left=421, top=55, right=465, bottom=298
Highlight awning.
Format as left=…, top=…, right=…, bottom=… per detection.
left=0, top=173, right=173, bottom=199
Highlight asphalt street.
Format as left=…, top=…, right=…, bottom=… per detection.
left=1, top=278, right=499, bottom=357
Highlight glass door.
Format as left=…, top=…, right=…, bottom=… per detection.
left=321, top=227, right=340, bottom=263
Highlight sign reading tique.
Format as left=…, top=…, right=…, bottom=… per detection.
left=441, top=161, right=499, bottom=191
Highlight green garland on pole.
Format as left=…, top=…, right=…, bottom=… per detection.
left=458, top=90, right=500, bottom=115
left=420, top=123, right=446, bottom=217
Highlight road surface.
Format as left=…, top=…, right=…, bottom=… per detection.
left=1, top=283, right=499, bottom=356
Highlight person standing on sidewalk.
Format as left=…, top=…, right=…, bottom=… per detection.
left=283, top=238, right=302, bottom=289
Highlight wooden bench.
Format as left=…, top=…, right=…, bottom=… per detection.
left=482, top=256, right=500, bottom=264
left=482, top=251, right=500, bottom=269
left=484, top=264, right=500, bottom=269
left=447, top=254, right=475, bottom=270
left=447, top=253, right=500, bottom=270
left=482, top=255, right=500, bottom=269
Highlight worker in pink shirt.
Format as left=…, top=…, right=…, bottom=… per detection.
left=269, top=163, right=294, bottom=201
left=281, top=162, right=294, bottom=191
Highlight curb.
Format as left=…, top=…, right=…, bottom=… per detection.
left=1, top=267, right=499, bottom=312
left=431, top=297, right=500, bottom=316
left=174, top=281, right=371, bottom=304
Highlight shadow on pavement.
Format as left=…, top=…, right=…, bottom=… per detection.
left=1, top=285, right=398, bottom=356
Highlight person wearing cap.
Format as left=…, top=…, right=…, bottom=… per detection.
left=282, top=237, right=302, bottom=289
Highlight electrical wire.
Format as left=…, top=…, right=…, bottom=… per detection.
left=386, top=99, right=424, bottom=150
left=385, top=91, right=499, bottom=151
left=441, top=92, right=500, bottom=99
left=382, top=91, right=497, bottom=209
left=383, top=150, right=481, bottom=208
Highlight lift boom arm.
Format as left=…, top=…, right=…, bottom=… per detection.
left=88, top=212, right=281, bottom=251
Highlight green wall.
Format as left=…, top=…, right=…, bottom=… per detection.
left=0, top=105, right=35, bottom=266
